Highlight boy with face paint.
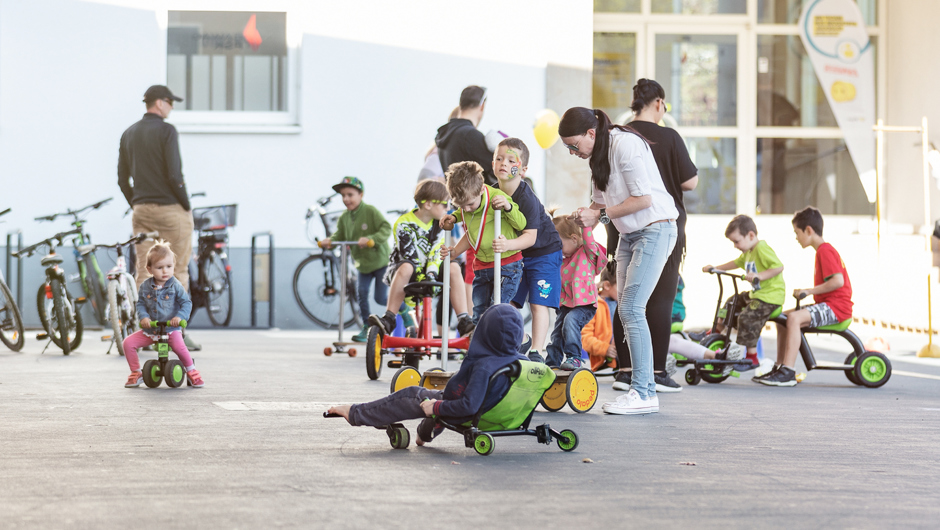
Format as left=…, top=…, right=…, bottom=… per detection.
left=491, top=138, right=564, bottom=364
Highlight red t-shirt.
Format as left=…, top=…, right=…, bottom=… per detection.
left=813, top=243, right=853, bottom=321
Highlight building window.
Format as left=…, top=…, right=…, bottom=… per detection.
left=594, top=0, right=640, bottom=12
left=684, top=137, right=737, bottom=214
left=593, top=32, right=637, bottom=123
left=655, top=34, right=738, bottom=127
left=757, top=0, right=876, bottom=25
left=757, top=138, right=874, bottom=215
left=167, top=11, right=287, bottom=112
left=652, top=0, right=746, bottom=15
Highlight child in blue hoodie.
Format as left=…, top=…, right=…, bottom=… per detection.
left=327, top=304, right=526, bottom=445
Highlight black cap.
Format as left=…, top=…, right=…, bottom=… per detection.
left=143, top=85, right=183, bottom=104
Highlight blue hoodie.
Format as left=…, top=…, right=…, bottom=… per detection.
left=433, top=304, right=527, bottom=423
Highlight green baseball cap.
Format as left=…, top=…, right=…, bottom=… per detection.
left=332, top=176, right=364, bottom=194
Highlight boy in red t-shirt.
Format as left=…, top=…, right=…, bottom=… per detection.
left=760, top=207, right=853, bottom=387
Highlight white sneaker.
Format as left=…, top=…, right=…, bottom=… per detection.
left=722, top=343, right=747, bottom=375
left=603, top=389, right=659, bottom=415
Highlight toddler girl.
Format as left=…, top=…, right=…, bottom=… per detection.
left=545, top=210, right=607, bottom=369
left=122, top=241, right=204, bottom=388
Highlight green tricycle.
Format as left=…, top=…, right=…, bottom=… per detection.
left=142, top=320, right=192, bottom=389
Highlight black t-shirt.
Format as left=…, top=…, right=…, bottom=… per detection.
left=510, top=181, right=563, bottom=258
left=607, top=122, right=697, bottom=258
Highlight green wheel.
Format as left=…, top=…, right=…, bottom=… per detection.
left=699, top=334, right=731, bottom=384
left=853, top=351, right=891, bottom=388
left=165, top=360, right=185, bottom=388
left=365, top=326, right=383, bottom=380
left=556, top=429, right=579, bottom=452
left=844, top=353, right=861, bottom=385
left=685, top=369, right=701, bottom=386
left=473, top=433, right=495, bottom=456
left=388, top=426, right=410, bottom=449
left=142, top=359, right=162, bottom=388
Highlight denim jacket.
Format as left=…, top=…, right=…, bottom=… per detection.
left=137, top=276, right=192, bottom=333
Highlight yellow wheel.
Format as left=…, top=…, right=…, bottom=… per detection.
left=420, top=367, right=446, bottom=389
left=365, top=326, right=383, bottom=380
left=540, top=378, right=567, bottom=412
left=566, top=368, right=598, bottom=413
left=390, top=366, right=421, bottom=393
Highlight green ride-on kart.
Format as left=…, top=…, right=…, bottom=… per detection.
left=142, top=320, right=194, bottom=389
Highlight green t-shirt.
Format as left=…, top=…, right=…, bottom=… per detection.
left=733, top=240, right=785, bottom=306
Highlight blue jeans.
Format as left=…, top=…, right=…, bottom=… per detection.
left=545, top=305, right=597, bottom=367
left=616, top=221, right=677, bottom=399
left=358, top=266, right=389, bottom=325
left=348, top=386, right=443, bottom=427
left=471, top=260, right=523, bottom=324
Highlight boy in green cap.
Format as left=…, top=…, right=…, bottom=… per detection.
left=321, top=176, right=392, bottom=342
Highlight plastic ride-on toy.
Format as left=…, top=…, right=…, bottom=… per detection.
left=141, top=320, right=193, bottom=389
left=767, top=292, right=891, bottom=388
left=677, top=269, right=779, bottom=385
left=326, top=360, right=579, bottom=456
left=366, top=280, right=471, bottom=387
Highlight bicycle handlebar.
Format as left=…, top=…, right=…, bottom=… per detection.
left=13, top=227, right=84, bottom=258
left=149, top=320, right=188, bottom=329
left=0, top=208, right=10, bottom=218
left=95, top=232, right=160, bottom=249
left=705, top=268, right=746, bottom=280
left=36, top=197, right=113, bottom=222
left=319, top=239, right=374, bottom=248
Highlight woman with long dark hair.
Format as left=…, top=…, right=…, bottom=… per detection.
left=559, top=107, right=677, bottom=415
left=607, top=79, right=699, bottom=392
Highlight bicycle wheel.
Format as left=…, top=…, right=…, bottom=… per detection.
left=293, top=252, right=358, bottom=329
left=82, top=253, right=108, bottom=326
left=108, top=276, right=138, bottom=356
left=203, top=251, right=233, bottom=327
left=48, top=279, right=83, bottom=354
left=0, top=280, right=25, bottom=351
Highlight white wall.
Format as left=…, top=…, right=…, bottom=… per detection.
left=0, top=0, right=593, bottom=248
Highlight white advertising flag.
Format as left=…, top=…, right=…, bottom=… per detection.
left=799, top=0, right=876, bottom=202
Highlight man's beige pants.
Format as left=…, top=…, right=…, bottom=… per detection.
left=132, top=203, right=194, bottom=292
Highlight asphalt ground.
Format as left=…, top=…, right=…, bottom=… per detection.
left=1, top=326, right=939, bottom=529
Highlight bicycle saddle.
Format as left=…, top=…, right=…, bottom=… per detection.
left=41, top=254, right=64, bottom=266
left=403, top=281, right=443, bottom=298
left=76, top=244, right=95, bottom=256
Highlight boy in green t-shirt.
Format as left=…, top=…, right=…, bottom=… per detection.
left=321, top=176, right=392, bottom=342
left=440, top=161, right=527, bottom=325
left=702, top=215, right=785, bottom=366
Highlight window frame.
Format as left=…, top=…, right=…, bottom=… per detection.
left=160, top=1, right=302, bottom=133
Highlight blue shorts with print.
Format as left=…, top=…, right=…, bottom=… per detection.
left=511, top=250, right=562, bottom=309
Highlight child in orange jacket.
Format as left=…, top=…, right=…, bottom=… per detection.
left=581, top=267, right=618, bottom=371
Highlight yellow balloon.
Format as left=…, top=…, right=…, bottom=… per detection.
left=533, top=109, right=560, bottom=149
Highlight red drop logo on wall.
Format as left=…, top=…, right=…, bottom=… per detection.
left=243, top=14, right=263, bottom=51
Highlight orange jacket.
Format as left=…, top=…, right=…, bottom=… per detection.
left=581, top=299, right=615, bottom=371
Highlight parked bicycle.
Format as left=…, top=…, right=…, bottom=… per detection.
left=94, top=232, right=157, bottom=356
left=14, top=228, right=84, bottom=354
left=293, top=193, right=360, bottom=330
left=34, top=198, right=112, bottom=326
left=0, top=208, right=26, bottom=352
left=188, top=202, right=236, bottom=327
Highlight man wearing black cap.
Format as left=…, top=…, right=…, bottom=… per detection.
left=118, top=85, right=200, bottom=348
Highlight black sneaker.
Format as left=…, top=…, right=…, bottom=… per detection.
left=517, top=333, right=532, bottom=354
left=688, top=329, right=712, bottom=342
left=416, top=418, right=444, bottom=444
left=527, top=350, right=545, bottom=364
left=759, top=366, right=797, bottom=387
left=752, top=365, right=779, bottom=382
left=655, top=372, right=683, bottom=393
left=560, top=357, right=582, bottom=370
left=367, top=313, right=396, bottom=336
left=456, top=315, right=476, bottom=337
left=612, top=371, right=632, bottom=391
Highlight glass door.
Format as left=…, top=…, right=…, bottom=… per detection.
left=647, top=25, right=746, bottom=214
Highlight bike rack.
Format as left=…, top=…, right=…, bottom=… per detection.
left=5, top=230, right=23, bottom=309
left=251, top=232, right=275, bottom=328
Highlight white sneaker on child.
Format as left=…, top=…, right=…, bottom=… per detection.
left=602, top=388, right=659, bottom=415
